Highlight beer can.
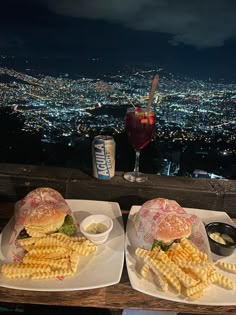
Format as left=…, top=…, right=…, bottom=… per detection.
left=92, top=135, right=116, bottom=179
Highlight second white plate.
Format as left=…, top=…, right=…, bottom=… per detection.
left=126, top=206, right=236, bottom=305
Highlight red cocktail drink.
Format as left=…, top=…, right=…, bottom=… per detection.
left=124, top=107, right=156, bottom=183
left=125, top=108, right=155, bottom=150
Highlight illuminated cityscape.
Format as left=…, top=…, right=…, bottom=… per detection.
left=0, top=55, right=235, bottom=178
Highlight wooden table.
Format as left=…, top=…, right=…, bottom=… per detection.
left=0, top=203, right=236, bottom=315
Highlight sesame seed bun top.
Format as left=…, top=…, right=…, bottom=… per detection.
left=16, top=187, right=70, bottom=236
left=154, top=213, right=192, bottom=243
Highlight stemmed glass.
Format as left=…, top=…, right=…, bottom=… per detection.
left=124, top=74, right=159, bottom=183
left=123, top=107, right=156, bottom=182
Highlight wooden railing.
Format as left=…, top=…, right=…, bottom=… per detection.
left=0, top=163, right=235, bottom=216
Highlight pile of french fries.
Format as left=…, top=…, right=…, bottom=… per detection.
left=135, top=238, right=236, bottom=300
left=1, top=233, right=96, bottom=279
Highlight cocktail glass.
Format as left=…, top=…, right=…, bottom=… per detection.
left=124, top=107, right=156, bottom=182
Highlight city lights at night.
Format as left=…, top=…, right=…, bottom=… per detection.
left=0, top=0, right=236, bottom=178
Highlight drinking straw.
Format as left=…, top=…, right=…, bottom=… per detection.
left=123, top=92, right=136, bottom=109
left=147, top=74, right=159, bottom=113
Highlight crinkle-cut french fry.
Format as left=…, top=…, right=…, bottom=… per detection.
left=167, top=244, right=189, bottom=262
left=137, top=247, right=160, bottom=278
left=151, top=267, right=169, bottom=292
left=157, top=250, right=199, bottom=288
left=169, top=254, right=187, bottom=266
left=40, top=250, right=73, bottom=260
left=51, top=233, right=74, bottom=241
left=182, top=267, right=199, bottom=281
left=28, top=246, right=69, bottom=258
left=135, top=247, right=160, bottom=259
left=73, top=241, right=96, bottom=254
left=150, top=247, right=161, bottom=259
left=1, top=272, right=29, bottom=279
left=179, top=243, right=203, bottom=263
left=213, top=273, right=236, bottom=289
left=24, top=228, right=46, bottom=238
left=187, top=290, right=204, bottom=301
left=35, top=235, right=74, bottom=249
left=135, top=248, right=151, bottom=258
left=185, top=265, right=209, bottom=282
left=70, top=236, right=87, bottom=242
left=207, top=264, right=217, bottom=277
left=144, top=256, right=181, bottom=294
left=17, top=237, right=42, bottom=248
left=140, top=263, right=150, bottom=278
left=179, top=248, right=202, bottom=263
left=216, top=261, right=236, bottom=274
left=51, top=233, right=86, bottom=244
left=1, top=263, right=51, bottom=279
left=31, top=268, right=73, bottom=280
left=177, top=261, right=212, bottom=269
left=22, top=256, right=69, bottom=270
left=70, top=252, right=80, bottom=274
left=197, top=264, right=216, bottom=281
left=48, top=233, right=95, bottom=253
left=185, top=273, right=218, bottom=297
left=24, top=247, right=73, bottom=260
left=75, top=244, right=96, bottom=256
left=180, top=238, right=208, bottom=262
left=34, top=237, right=67, bottom=248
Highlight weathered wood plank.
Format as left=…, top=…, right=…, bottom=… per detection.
left=0, top=163, right=235, bottom=216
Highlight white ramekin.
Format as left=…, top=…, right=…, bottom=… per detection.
left=79, top=214, right=113, bottom=245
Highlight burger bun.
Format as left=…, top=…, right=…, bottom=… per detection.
left=154, top=213, right=192, bottom=244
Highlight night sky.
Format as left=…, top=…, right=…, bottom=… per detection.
left=1, top=0, right=236, bottom=81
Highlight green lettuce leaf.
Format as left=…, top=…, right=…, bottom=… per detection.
left=57, top=215, right=77, bottom=236
left=151, top=239, right=174, bottom=251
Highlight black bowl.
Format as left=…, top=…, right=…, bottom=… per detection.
left=205, top=222, right=236, bottom=256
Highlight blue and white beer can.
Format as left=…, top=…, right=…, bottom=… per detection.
left=92, top=135, right=116, bottom=179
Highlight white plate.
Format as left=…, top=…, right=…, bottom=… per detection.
left=0, top=199, right=124, bottom=291
left=126, top=206, right=236, bottom=305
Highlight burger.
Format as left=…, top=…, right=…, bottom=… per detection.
left=15, top=187, right=77, bottom=239
left=134, top=198, right=192, bottom=251
left=151, top=212, right=192, bottom=251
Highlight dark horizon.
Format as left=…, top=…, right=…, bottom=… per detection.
left=0, top=0, right=236, bottom=82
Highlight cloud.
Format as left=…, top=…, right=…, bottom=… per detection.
left=41, top=0, right=236, bottom=48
